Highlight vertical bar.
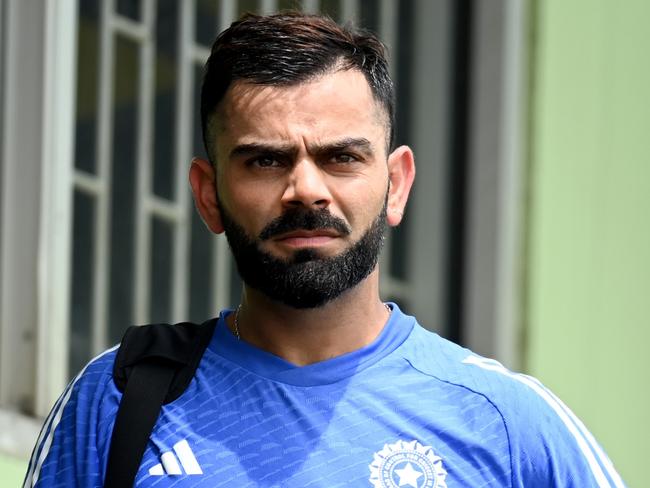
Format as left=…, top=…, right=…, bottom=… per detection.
left=0, top=0, right=39, bottom=410
left=172, top=0, right=194, bottom=321
left=212, top=235, right=231, bottom=312
left=259, top=0, right=277, bottom=15
left=108, top=36, right=140, bottom=342
left=462, top=0, right=505, bottom=358
left=302, top=0, right=319, bottom=14
left=69, top=188, right=97, bottom=377
left=340, top=0, right=358, bottom=22
left=406, top=0, right=452, bottom=330
left=493, top=0, right=526, bottom=368
left=0, top=0, right=4, bottom=165
left=378, top=0, right=397, bottom=79
left=0, top=0, right=78, bottom=414
left=444, top=0, right=473, bottom=344
left=188, top=59, right=213, bottom=321
left=93, top=0, right=116, bottom=354
left=35, top=0, right=78, bottom=414
left=384, top=0, right=414, bottom=306
left=463, top=0, right=527, bottom=368
left=211, top=0, right=238, bottom=313
left=133, top=0, right=156, bottom=325
left=218, top=0, right=237, bottom=31
left=377, top=0, right=398, bottom=291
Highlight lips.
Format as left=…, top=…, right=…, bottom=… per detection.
left=274, top=229, right=341, bottom=240
left=273, top=229, right=341, bottom=248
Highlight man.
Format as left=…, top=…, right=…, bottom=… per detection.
left=25, top=12, right=624, bottom=488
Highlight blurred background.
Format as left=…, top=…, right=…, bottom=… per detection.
left=0, top=0, right=647, bottom=485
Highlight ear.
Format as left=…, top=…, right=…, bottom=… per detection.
left=189, top=158, right=224, bottom=234
left=386, top=145, right=416, bottom=227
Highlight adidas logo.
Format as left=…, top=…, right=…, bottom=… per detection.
left=149, top=439, right=203, bottom=476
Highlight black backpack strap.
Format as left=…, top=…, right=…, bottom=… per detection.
left=104, top=318, right=218, bottom=488
left=104, top=360, right=176, bottom=487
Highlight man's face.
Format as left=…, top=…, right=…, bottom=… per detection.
left=210, top=69, right=392, bottom=307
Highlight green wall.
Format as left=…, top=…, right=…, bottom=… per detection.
left=0, top=453, right=26, bottom=485
left=526, top=1, right=649, bottom=486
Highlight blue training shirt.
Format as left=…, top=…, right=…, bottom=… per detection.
left=24, top=304, right=625, bottom=487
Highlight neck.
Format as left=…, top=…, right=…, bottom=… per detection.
left=227, top=268, right=390, bottom=366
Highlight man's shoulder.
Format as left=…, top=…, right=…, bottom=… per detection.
left=402, top=324, right=586, bottom=448
left=404, top=324, right=550, bottom=414
left=55, top=345, right=121, bottom=421
left=402, top=324, right=625, bottom=487
left=73, top=345, right=120, bottom=391
left=48, top=345, right=121, bottom=430
left=24, top=346, right=121, bottom=488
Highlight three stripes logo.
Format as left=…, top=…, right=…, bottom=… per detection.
left=148, top=439, right=203, bottom=476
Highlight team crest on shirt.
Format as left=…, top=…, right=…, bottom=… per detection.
left=368, top=439, right=447, bottom=488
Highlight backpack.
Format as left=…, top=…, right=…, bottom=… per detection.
left=104, top=318, right=218, bottom=488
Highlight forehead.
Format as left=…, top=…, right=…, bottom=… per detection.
left=212, top=69, right=388, bottom=156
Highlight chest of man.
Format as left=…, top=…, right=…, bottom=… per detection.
left=127, top=364, right=511, bottom=487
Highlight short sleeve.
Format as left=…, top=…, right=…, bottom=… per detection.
left=462, top=355, right=626, bottom=488
left=23, top=348, right=121, bottom=488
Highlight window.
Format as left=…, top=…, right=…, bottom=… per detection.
left=67, top=0, right=454, bottom=380
left=0, top=0, right=527, bottom=435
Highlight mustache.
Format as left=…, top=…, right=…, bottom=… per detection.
left=258, top=208, right=351, bottom=241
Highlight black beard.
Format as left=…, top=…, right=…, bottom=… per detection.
left=220, top=203, right=387, bottom=309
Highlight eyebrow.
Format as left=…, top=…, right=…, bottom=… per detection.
left=229, top=142, right=297, bottom=160
left=228, top=137, right=375, bottom=160
left=308, top=137, right=374, bottom=157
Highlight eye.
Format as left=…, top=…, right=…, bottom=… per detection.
left=248, top=155, right=282, bottom=168
left=331, top=153, right=358, bottom=164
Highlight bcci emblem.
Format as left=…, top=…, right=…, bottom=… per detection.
left=368, top=439, right=447, bottom=488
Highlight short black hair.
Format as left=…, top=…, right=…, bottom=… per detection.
left=200, top=11, right=395, bottom=163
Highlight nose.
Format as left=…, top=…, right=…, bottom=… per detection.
left=281, top=159, right=331, bottom=210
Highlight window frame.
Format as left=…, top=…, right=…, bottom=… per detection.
left=0, top=0, right=530, bottom=459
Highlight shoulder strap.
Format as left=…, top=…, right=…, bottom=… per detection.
left=104, top=318, right=218, bottom=488
left=104, top=360, right=176, bottom=487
